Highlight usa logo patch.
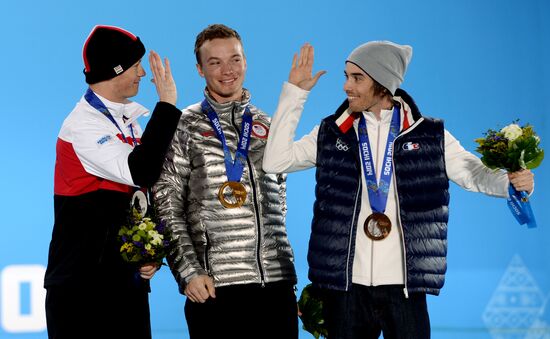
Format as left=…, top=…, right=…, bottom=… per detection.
left=252, top=122, right=268, bottom=139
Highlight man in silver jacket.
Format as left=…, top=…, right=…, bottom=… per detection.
left=152, top=24, right=298, bottom=339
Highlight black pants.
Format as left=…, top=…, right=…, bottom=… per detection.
left=185, top=281, right=298, bottom=339
left=322, top=284, right=430, bottom=339
left=46, top=282, right=151, bottom=339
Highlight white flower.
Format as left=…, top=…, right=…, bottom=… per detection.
left=145, top=243, right=152, bottom=251
left=150, top=232, right=164, bottom=246
left=501, top=124, right=523, bottom=141
left=138, top=223, right=147, bottom=230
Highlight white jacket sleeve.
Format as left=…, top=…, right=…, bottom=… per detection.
left=444, top=129, right=509, bottom=197
left=263, top=82, right=319, bottom=173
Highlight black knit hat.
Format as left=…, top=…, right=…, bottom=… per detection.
left=82, top=25, right=146, bottom=84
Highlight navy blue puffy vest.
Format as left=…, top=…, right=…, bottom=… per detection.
left=308, top=92, right=449, bottom=295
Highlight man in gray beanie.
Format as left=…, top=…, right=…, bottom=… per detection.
left=347, top=41, right=412, bottom=96
left=263, top=42, right=534, bottom=338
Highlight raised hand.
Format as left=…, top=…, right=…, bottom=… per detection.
left=288, top=43, right=326, bottom=91
left=149, top=50, right=177, bottom=106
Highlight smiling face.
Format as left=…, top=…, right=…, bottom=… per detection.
left=196, top=37, right=247, bottom=103
left=343, top=62, right=391, bottom=116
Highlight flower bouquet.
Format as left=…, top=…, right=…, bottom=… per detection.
left=298, top=284, right=328, bottom=339
left=118, top=192, right=170, bottom=265
left=475, top=121, right=543, bottom=228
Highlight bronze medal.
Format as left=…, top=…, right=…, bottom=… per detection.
left=218, top=181, right=247, bottom=208
left=364, top=213, right=392, bottom=240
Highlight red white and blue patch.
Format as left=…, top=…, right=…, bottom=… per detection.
left=402, top=142, right=420, bottom=151
left=251, top=122, right=269, bottom=139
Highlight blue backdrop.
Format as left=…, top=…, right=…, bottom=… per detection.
left=0, top=0, right=548, bottom=337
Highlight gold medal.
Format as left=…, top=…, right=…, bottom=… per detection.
left=364, top=213, right=392, bottom=240
left=218, top=181, right=247, bottom=208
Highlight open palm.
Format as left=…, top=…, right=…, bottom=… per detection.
left=289, top=43, right=326, bottom=91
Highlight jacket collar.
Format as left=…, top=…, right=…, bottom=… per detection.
left=91, top=91, right=149, bottom=126
left=327, top=88, right=422, bottom=134
left=203, top=87, right=251, bottom=117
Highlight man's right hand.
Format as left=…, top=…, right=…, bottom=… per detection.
left=149, top=50, right=177, bottom=106
left=184, top=274, right=216, bottom=303
left=288, top=43, right=326, bottom=91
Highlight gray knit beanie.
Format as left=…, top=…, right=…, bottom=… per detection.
left=346, top=41, right=412, bottom=95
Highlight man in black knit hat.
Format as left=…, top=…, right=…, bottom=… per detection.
left=44, top=25, right=181, bottom=339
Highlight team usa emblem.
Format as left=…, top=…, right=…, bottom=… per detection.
left=251, top=122, right=268, bottom=139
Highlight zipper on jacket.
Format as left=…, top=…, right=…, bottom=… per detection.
left=204, top=231, right=211, bottom=274
left=393, top=117, right=423, bottom=298
left=369, top=120, right=384, bottom=287
left=392, top=131, right=409, bottom=298
left=369, top=239, right=374, bottom=286
left=392, top=118, right=423, bottom=299
left=231, top=105, right=266, bottom=285
left=394, top=165, right=408, bottom=298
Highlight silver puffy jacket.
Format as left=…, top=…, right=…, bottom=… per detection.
left=153, top=89, right=296, bottom=293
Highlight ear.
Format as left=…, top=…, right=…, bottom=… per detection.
left=196, top=63, right=205, bottom=78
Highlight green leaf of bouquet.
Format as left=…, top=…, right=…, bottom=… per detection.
left=525, top=150, right=544, bottom=169
left=298, top=284, right=328, bottom=338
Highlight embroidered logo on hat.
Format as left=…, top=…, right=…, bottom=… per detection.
left=82, top=25, right=145, bottom=84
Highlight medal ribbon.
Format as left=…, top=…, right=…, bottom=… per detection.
left=358, top=107, right=400, bottom=213
left=202, top=99, right=253, bottom=182
left=84, top=88, right=137, bottom=145
left=507, top=185, right=537, bottom=228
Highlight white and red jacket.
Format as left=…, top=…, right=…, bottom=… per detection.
left=45, top=91, right=181, bottom=287
left=55, top=93, right=147, bottom=196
